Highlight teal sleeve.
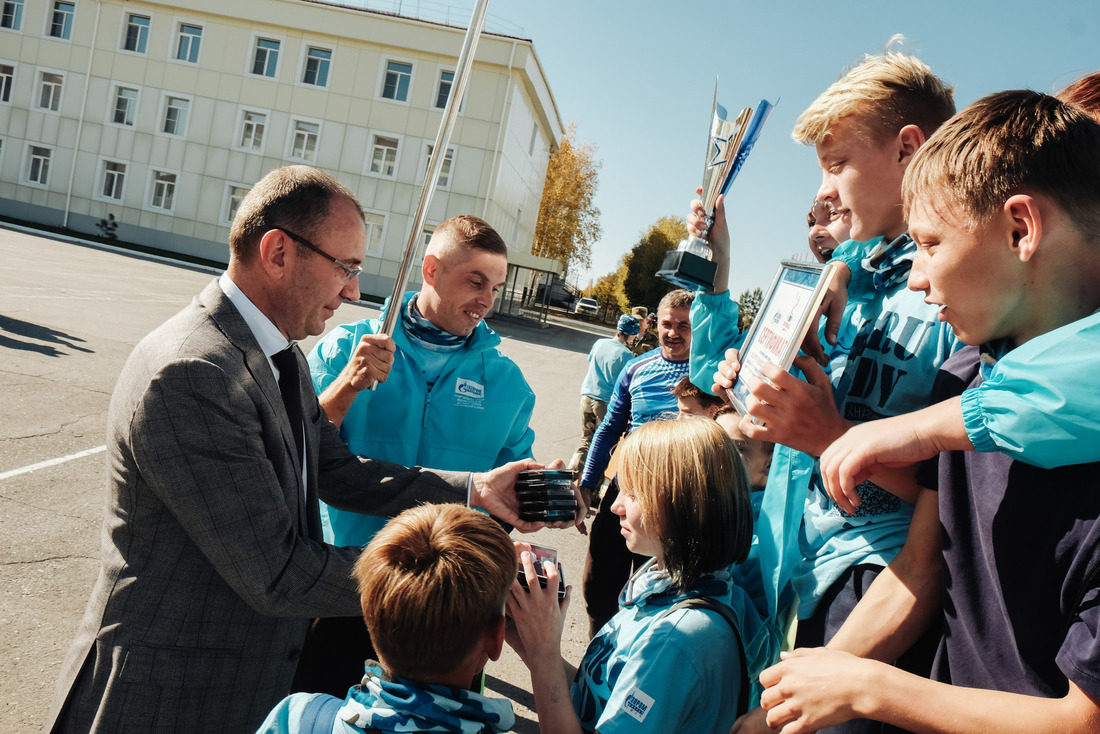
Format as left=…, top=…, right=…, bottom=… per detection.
left=307, top=324, right=360, bottom=394
left=963, top=311, right=1100, bottom=469
left=832, top=237, right=878, bottom=304
left=688, top=291, right=744, bottom=395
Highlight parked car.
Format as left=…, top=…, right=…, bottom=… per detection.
left=573, top=297, right=599, bottom=316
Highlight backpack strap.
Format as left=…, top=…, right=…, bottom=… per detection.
left=663, top=595, right=750, bottom=719
left=299, top=694, right=344, bottom=733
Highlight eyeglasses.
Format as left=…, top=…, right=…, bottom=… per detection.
left=276, top=228, right=362, bottom=284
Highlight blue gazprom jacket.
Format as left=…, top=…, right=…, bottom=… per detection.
left=307, top=291, right=536, bottom=546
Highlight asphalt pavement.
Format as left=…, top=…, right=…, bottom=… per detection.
left=0, top=225, right=612, bottom=733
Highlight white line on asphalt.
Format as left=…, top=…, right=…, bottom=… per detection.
left=0, top=446, right=107, bottom=481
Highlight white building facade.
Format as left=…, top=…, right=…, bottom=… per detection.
left=0, top=0, right=563, bottom=298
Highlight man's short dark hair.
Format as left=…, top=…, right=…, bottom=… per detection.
left=433, top=215, right=508, bottom=257
left=229, top=165, right=363, bottom=264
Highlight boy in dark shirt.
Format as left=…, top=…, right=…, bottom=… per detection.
left=746, top=90, right=1100, bottom=733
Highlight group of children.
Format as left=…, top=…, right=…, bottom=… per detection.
left=256, top=42, right=1100, bottom=734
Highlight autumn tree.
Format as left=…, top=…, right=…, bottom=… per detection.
left=737, top=287, right=764, bottom=332
left=532, top=124, right=601, bottom=274
left=621, top=216, right=687, bottom=309
left=591, top=259, right=629, bottom=314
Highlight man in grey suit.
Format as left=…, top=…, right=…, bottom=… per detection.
left=47, top=166, right=542, bottom=733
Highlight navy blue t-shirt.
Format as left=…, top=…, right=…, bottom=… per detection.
left=919, top=345, right=1100, bottom=700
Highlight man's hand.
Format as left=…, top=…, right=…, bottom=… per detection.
left=690, top=190, right=731, bottom=295
left=740, top=355, right=849, bottom=457
left=317, top=333, right=396, bottom=428
left=758, top=648, right=875, bottom=733
left=471, top=459, right=588, bottom=534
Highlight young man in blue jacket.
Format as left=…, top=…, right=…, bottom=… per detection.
left=297, top=214, right=536, bottom=694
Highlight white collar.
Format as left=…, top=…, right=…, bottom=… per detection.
left=218, top=273, right=293, bottom=376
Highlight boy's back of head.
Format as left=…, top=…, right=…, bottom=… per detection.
left=903, top=89, right=1100, bottom=244
left=354, top=504, right=516, bottom=681
left=793, top=35, right=956, bottom=146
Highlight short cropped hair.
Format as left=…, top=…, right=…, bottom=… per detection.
left=792, top=36, right=955, bottom=146
left=431, top=214, right=508, bottom=259
left=672, top=375, right=724, bottom=409
left=617, top=418, right=752, bottom=593
left=657, top=288, right=695, bottom=313
left=1058, top=71, right=1100, bottom=123
left=354, top=504, right=515, bottom=680
left=902, top=90, right=1100, bottom=243
left=229, top=165, right=362, bottom=264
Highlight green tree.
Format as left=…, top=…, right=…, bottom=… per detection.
left=737, top=287, right=764, bottom=333
left=532, top=124, right=601, bottom=274
left=591, top=259, right=629, bottom=314
left=621, top=216, right=687, bottom=309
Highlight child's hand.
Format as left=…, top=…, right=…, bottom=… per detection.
left=803, top=263, right=852, bottom=366
left=820, top=415, right=938, bottom=513
left=757, top=648, right=873, bottom=733
left=712, top=348, right=742, bottom=403
left=505, top=551, right=571, bottom=668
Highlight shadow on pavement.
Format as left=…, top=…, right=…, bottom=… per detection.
left=485, top=675, right=539, bottom=733
left=0, top=315, right=94, bottom=356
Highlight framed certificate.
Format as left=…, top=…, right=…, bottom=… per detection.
left=726, top=259, right=840, bottom=417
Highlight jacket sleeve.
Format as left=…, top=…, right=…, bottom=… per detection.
left=689, top=291, right=744, bottom=394
left=962, top=312, right=1100, bottom=469
left=306, top=323, right=357, bottom=395
left=579, top=362, right=634, bottom=488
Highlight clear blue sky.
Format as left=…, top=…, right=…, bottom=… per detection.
left=478, top=0, right=1097, bottom=297
left=351, top=0, right=1098, bottom=298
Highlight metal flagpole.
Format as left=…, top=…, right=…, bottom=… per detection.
left=375, top=0, right=492, bottom=345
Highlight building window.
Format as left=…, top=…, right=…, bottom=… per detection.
left=289, top=119, right=319, bottom=161
left=123, top=14, right=149, bottom=53
left=48, top=1, right=74, bottom=40
left=364, top=211, right=385, bottom=254
left=161, top=95, right=189, bottom=136
left=251, top=37, right=279, bottom=78
left=26, top=144, right=51, bottom=185
left=423, top=144, right=454, bottom=188
left=100, top=160, right=126, bottom=200
left=175, top=23, right=201, bottom=63
left=0, top=64, right=13, bottom=103
left=435, top=70, right=453, bottom=109
left=37, top=71, right=62, bottom=112
left=112, top=85, right=138, bottom=126
left=225, top=184, right=249, bottom=224
left=381, top=60, right=411, bottom=101
left=1, top=0, right=24, bottom=31
left=302, top=46, right=330, bottom=87
left=149, top=170, right=176, bottom=211
left=238, top=109, right=266, bottom=151
left=368, top=134, right=398, bottom=177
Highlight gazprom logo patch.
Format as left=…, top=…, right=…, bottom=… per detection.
left=455, top=378, right=485, bottom=400
left=622, top=686, right=654, bottom=723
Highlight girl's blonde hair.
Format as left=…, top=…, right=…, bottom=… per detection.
left=618, top=417, right=752, bottom=592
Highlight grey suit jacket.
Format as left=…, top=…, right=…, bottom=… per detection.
left=48, top=280, right=467, bottom=733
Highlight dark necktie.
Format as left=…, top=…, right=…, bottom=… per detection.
left=271, top=346, right=304, bottom=466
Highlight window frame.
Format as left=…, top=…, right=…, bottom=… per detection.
left=106, top=81, right=141, bottom=128
left=363, top=131, right=403, bottom=179
left=246, top=32, right=284, bottom=80
left=221, top=181, right=251, bottom=225
left=145, top=167, right=180, bottom=214
left=0, top=60, right=15, bottom=105
left=34, top=67, right=65, bottom=114
left=46, top=0, right=75, bottom=41
left=417, top=143, right=455, bottom=190
left=1, top=0, right=25, bottom=33
left=362, top=209, right=387, bottom=257
left=170, top=19, right=203, bottom=65
left=21, top=142, right=53, bottom=188
left=157, top=91, right=192, bottom=138
left=297, top=43, right=334, bottom=89
left=285, top=115, right=323, bottom=163
left=375, top=56, right=415, bottom=105
left=119, top=12, right=150, bottom=55
left=432, top=65, right=465, bottom=112
left=233, top=105, right=269, bottom=154
left=93, top=156, right=129, bottom=203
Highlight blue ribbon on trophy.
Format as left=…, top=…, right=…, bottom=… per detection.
left=658, top=85, right=775, bottom=291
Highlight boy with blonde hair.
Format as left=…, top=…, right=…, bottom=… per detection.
left=753, top=88, right=1100, bottom=734
left=701, top=41, right=962, bottom=734
left=257, top=504, right=518, bottom=733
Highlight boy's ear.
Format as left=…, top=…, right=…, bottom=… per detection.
left=1004, top=194, right=1043, bottom=263
left=422, top=253, right=441, bottom=286
left=897, top=124, right=926, bottom=166
left=485, top=614, right=506, bottom=662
